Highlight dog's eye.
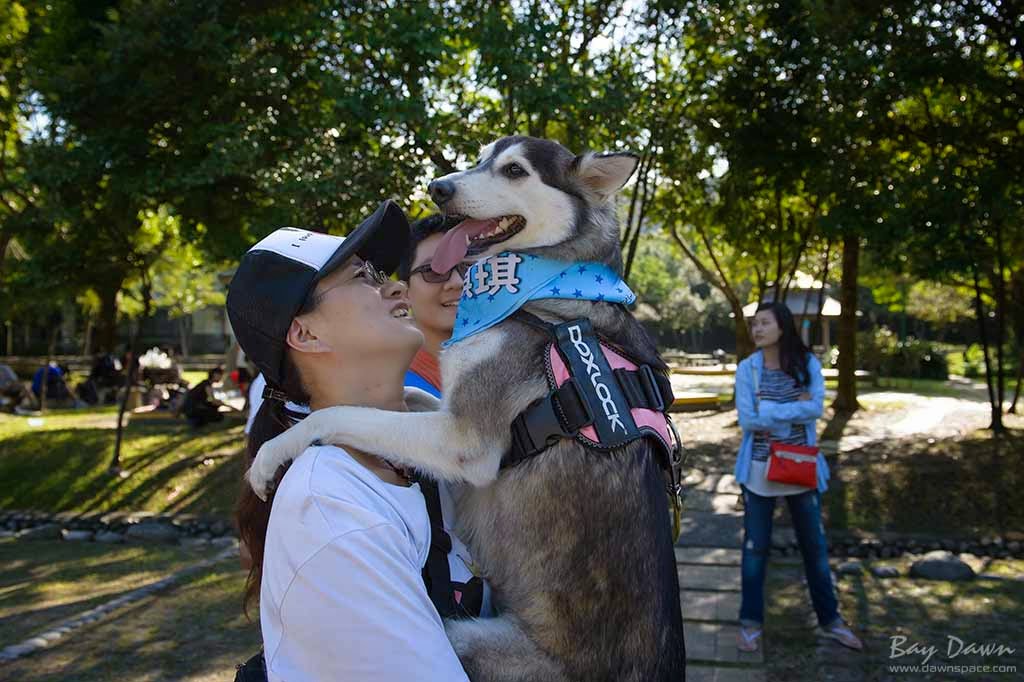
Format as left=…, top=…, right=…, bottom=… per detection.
left=503, top=162, right=527, bottom=179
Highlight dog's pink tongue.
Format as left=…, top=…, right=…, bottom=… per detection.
left=432, top=218, right=499, bottom=274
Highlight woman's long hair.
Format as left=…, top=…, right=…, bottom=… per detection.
left=756, top=301, right=812, bottom=387
left=236, top=296, right=317, bottom=618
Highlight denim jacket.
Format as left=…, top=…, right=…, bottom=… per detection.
left=733, top=349, right=830, bottom=493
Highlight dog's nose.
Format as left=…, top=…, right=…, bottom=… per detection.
left=428, top=179, right=456, bottom=207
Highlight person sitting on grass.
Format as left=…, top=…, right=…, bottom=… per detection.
left=31, top=362, right=77, bottom=408
left=0, top=362, right=32, bottom=412
left=182, top=366, right=229, bottom=428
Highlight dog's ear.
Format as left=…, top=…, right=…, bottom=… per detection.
left=571, top=152, right=640, bottom=202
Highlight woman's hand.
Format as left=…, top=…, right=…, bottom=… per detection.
left=798, top=392, right=811, bottom=401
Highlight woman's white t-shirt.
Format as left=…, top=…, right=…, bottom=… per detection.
left=260, top=444, right=470, bottom=682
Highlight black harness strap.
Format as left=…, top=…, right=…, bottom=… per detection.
left=417, top=476, right=458, bottom=618
left=507, top=378, right=592, bottom=469
left=417, top=475, right=485, bottom=620
left=613, top=366, right=674, bottom=413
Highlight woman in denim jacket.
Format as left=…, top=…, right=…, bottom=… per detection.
left=733, top=302, right=863, bottom=653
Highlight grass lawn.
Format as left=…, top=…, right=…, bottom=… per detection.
left=0, top=551, right=259, bottom=681
left=0, top=407, right=246, bottom=518
left=764, top=556, right=1024, bottom=680
left=0, top=538, right=228, bottom=646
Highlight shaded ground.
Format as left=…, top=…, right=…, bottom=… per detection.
left=0, top=408, right=245, bottom=518
left=0, top=554, right=259, bottom=682
left=765, top=555, right=1024, bottom=681
left=0, top=538, right=225, bottom=646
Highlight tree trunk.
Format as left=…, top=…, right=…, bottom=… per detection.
left=733, top=306, right=756, bottom=359
left=971, top=264, right=1003, bottom=433
left=813, top=237, right=833, bottom=347
left=667, top=223, right=754, bottom=358
left=993, top=221, right=1007, bottom=413
left=1009, top=350, right=1023, bottom=414
left=178, top=317, right=191, bottom=358
left=38, top=326, right=60, bottom=413
left=82, top=318, right=94, bottom=357
left=833, top=232, right=860, bottom=414
left=110, top=281, right=152, bottom=473
left=623, top=166, right=653, bottom=281
left=96, top=284, right=120, bottom=352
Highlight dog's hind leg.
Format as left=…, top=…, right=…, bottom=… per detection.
left=446, top=617, right=568, bottom=682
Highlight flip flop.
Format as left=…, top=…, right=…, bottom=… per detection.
left=737, top=626, right=762, bottom=652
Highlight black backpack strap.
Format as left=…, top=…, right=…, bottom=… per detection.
left=233, top=650, right=267, bottom=682
left=417, top=476, right=458, bottom=618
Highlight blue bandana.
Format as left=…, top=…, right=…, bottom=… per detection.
left=443, top=252, right=636, bottom=347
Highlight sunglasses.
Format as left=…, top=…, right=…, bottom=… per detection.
left=409, top=261, right=471, bottom=284
left=353, top=260, right=389, bottom=287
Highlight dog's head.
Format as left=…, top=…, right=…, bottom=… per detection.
left=426, top=136, right=638, bottom=274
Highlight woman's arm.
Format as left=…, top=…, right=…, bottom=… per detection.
left=735, top=359, right=785, bottom=432
left=266, top=521, right=470, bottom=682
left=758, top=354, right=825, bottom=423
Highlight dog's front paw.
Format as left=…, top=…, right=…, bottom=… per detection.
left=247, top=428, right=308, bottom=500
left=404, top=386, right=441, bottom=412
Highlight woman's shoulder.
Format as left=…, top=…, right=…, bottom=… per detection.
left=803, top=351, right=823, bottom=371
left=275, top=444, right=426, bottom=536
left=736, top=350, right=761, bottom=372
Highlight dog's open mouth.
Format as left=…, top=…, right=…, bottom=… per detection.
left=431, top=214, right=526, bottom=274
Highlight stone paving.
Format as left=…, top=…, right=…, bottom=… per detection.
left=676, top=469, right=869, bottom=680
left=676, top=471, right=766, bottom=680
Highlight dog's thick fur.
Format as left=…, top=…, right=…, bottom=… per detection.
left=248, top=136, right=685, bottom=681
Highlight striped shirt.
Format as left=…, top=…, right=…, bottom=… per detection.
left=751, top=367, right=808, bottom=462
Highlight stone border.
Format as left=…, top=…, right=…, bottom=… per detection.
left=0, top=509, right=236, bottom=547
left=0, top=543, right=238, bottom=663
left=764, top=526, right=1024, bottom=560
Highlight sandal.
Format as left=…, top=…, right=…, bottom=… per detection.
left=822, top=620, right=864, bottom=651
left=737, top=626, right=762, bottom=652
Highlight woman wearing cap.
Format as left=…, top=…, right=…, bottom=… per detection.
left=228, top=201, right=470, bottom=681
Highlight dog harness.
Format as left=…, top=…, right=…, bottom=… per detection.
left=504, top=311, right=685, bottom=535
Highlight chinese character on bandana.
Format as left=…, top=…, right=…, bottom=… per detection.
left=475, top=253, right=523, bottom=296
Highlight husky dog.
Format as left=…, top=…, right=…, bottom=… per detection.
left=248, top=136, right=685, bottom=681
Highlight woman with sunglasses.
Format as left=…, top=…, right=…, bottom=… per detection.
left=396, top=214, right=491, bottom=621
left=399, top=214, right=469, bottom=398
left=229, top=202, right=470, bottom=681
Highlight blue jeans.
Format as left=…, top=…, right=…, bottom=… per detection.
left=739, top=485, right=841, bottom=629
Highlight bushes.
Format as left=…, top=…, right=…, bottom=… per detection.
left=945, top=344, right=1019, bottom=378
left=857, top=327, right=949, bottom=380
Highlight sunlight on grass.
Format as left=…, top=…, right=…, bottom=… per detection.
left=0, top=539, right=223, bottom=645
left=0, top=407, right=246, bottom=517
left=0, top=558, right=259, bottom=682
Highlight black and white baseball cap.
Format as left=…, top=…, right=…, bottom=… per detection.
left=226, top=199, right=409, bottom=386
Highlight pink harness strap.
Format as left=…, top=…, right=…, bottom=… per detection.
left=548, top=343, right=673, bottom=448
